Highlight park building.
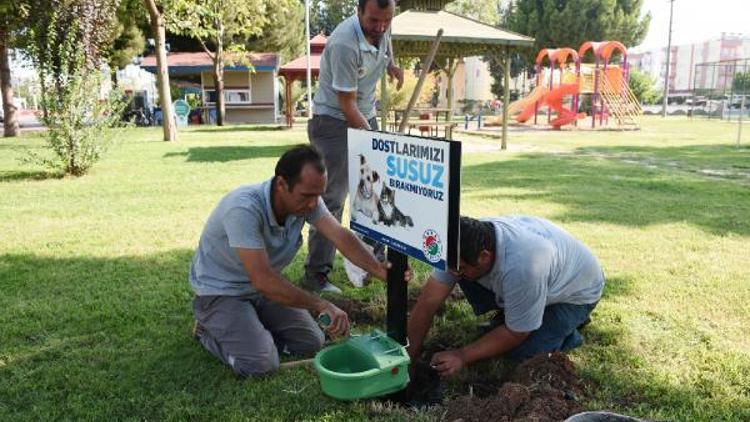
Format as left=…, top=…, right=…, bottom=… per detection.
left=141, top=52, right=280, bottom=124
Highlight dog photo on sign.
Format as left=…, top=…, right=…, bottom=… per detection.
left=352, top=154, right=381, bottom=224
left=377, top=182, right=414, bottom=228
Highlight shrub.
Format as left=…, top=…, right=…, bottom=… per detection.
left=24, top=11, right=128, bottom=176
left=25, top=70, right=128, bottom=176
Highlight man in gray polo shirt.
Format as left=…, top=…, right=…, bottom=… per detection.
left=305, top=0, right=404, bottom=293
left=189, top=145, right=398, bottom=378
left=408, top=216, right=605, bottom=377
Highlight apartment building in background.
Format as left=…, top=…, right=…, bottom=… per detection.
left=629, top=33, right=750, bottom=97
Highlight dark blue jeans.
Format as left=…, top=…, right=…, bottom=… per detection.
left=458, top=279, right=598, bottom=361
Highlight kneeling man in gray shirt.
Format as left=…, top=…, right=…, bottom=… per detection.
left=189, top=145, right=401, bottom=377
left=408, top=215, right=604, bottom=377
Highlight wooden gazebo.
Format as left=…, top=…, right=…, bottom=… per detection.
left=278, top=34, right=327, bottom=127
left=390, top=0, right=535, bottom=148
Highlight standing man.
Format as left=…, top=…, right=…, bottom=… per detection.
left=189, top=145, right=402, bottom=378
left=408, top=216, right=605, bottom=377
left=305, top=0, right=404, bottom=293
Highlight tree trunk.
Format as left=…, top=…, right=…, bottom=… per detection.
left=110, top=65, right=118, bottom=88
left=39, top=75, right=49, bottom=120
left=0, top=28, right=19, bottom=137
left=144, top=0, right=176, bottom=142
left=213, top=24, right=225, bottom=126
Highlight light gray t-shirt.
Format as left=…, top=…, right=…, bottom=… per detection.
left=189, top=177, right=329, bottom=296
left=313, top=15, right=391, bottom=121
left=433, top=216, right=605, bottom=333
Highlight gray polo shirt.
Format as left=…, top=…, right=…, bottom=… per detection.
left=433, top=216, right=605, bottom=333
left=313, top=15, right=391, bottom=121
left=189, top=177, right=330, bottom=296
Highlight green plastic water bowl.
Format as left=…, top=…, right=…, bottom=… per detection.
left=314, top=329, right=410, bottom=400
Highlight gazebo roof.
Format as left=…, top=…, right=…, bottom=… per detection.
left=391, top=10, right=534, bottom=58
left=310, top=33, right=327, bottom=54
left=279, top=55, right=323, bottom=80
left=279, top=34, right=327, bottom=81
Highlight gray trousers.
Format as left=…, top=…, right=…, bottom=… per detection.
left=193, top=294, right=324, bottom=378
left=306, top=114, right=380, bottom=275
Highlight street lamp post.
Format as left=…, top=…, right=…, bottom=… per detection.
left=305, top=0, right=313, bottom=118
left=661, top=0, right=675, bottom=117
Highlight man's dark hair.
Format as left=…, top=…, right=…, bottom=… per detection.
left=275, top=145, right=326, bottom=190
left=459, top=216, right=496, bottom=265
left=358, top=0, right=394, bottom=11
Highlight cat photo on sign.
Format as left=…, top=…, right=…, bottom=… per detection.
left=377, top=182, right=414, bottom=228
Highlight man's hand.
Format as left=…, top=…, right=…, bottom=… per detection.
left=318, top=301, right=350, bottom=339
left=388, top=63, right=404, bottom=90
left=373, top=260, right=413, bottom=283
left=430, top=349, right=466, bottom=377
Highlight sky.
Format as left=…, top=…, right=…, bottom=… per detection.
left=635, top=0, right=749, bottom=50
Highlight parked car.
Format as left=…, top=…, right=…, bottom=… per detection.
left=686, top=96, right=707, bottom=106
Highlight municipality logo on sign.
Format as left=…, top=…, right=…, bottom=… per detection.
left=422, top=229, right=442, bottom=263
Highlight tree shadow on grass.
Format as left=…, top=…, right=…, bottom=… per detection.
left=462, top=144, right=750, bottom=236
left=163, top=145, right=292, bottom=163
left=0, top=251, right=359, bottom=420
left=1, top=252, right=748, bottom=420
left=578, top=319, right=750, bottom=420
left=0, top=170, right=62, bottom=183
left=191, top=125, right=285, bottom=133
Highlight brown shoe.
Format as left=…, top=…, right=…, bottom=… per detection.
left=192, top=320, right=205, bottom=341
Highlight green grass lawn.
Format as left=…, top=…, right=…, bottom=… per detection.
left=2, top=117, right=749, bottom=420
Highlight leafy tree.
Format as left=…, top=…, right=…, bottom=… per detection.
left=628, top=69, right=658, bottom=104
left=167, top=0, right=267, bottom=126
left=106, top=0, right=148, bottom=84
left=445, top=0, right=501, bottom=24
left=246, top=0, right=305, bottom=62
left=310, top=0, right=357, bottom=35
left=487, top=53, right=528, bottom=99
left=507, top=0, right=650, bottom=67
left=24, top=0, right=121, bottom=110
left=24, top=5, right=128, bottom=176
left=732, top=71, right=750, bottom=94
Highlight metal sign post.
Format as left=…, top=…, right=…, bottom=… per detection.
left=388, top=29, right=443, bottom=346
left=346, top=31, right=456, bottom=403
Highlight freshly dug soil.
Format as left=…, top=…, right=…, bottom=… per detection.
left=325, top=297, right=383, bottom=325
left=443, top=353, right=584, bottom=422
left=403, top=361, right=444, bottom=407
left=508, top=352, right=584, bottom=398
left=325, top=289, right=447, bottom=327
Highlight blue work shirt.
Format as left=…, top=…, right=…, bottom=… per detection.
left=189, top=178, right=329, bottom=296
left=432, top=216, right=605, bottom=333
left=313, top=15, right=392, bottom=121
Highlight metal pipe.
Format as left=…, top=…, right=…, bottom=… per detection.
left=305, top=0, right=313, bottom=118
left=534, top=63, right=541, bottom=125
left=592, top=56, right=600, bottom=128
left=502, top=45, right=510, bottom=150
left=662, top=0, right=675, bottom=117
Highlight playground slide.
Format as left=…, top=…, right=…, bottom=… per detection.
left=512, top=83, right=583, bottom=127
left=544, top=84, right=585, bottom=129
left=516, top=101, right=538, bottom=123
left=510, top=86, right=548, bottom=123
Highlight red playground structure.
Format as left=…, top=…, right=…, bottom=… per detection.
left=509, top=41, right=642, bottom=130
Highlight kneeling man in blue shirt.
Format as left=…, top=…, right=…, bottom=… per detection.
left=189, top=145, right=406, bottom=377
left=408, top=216, right=604, bottom=377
